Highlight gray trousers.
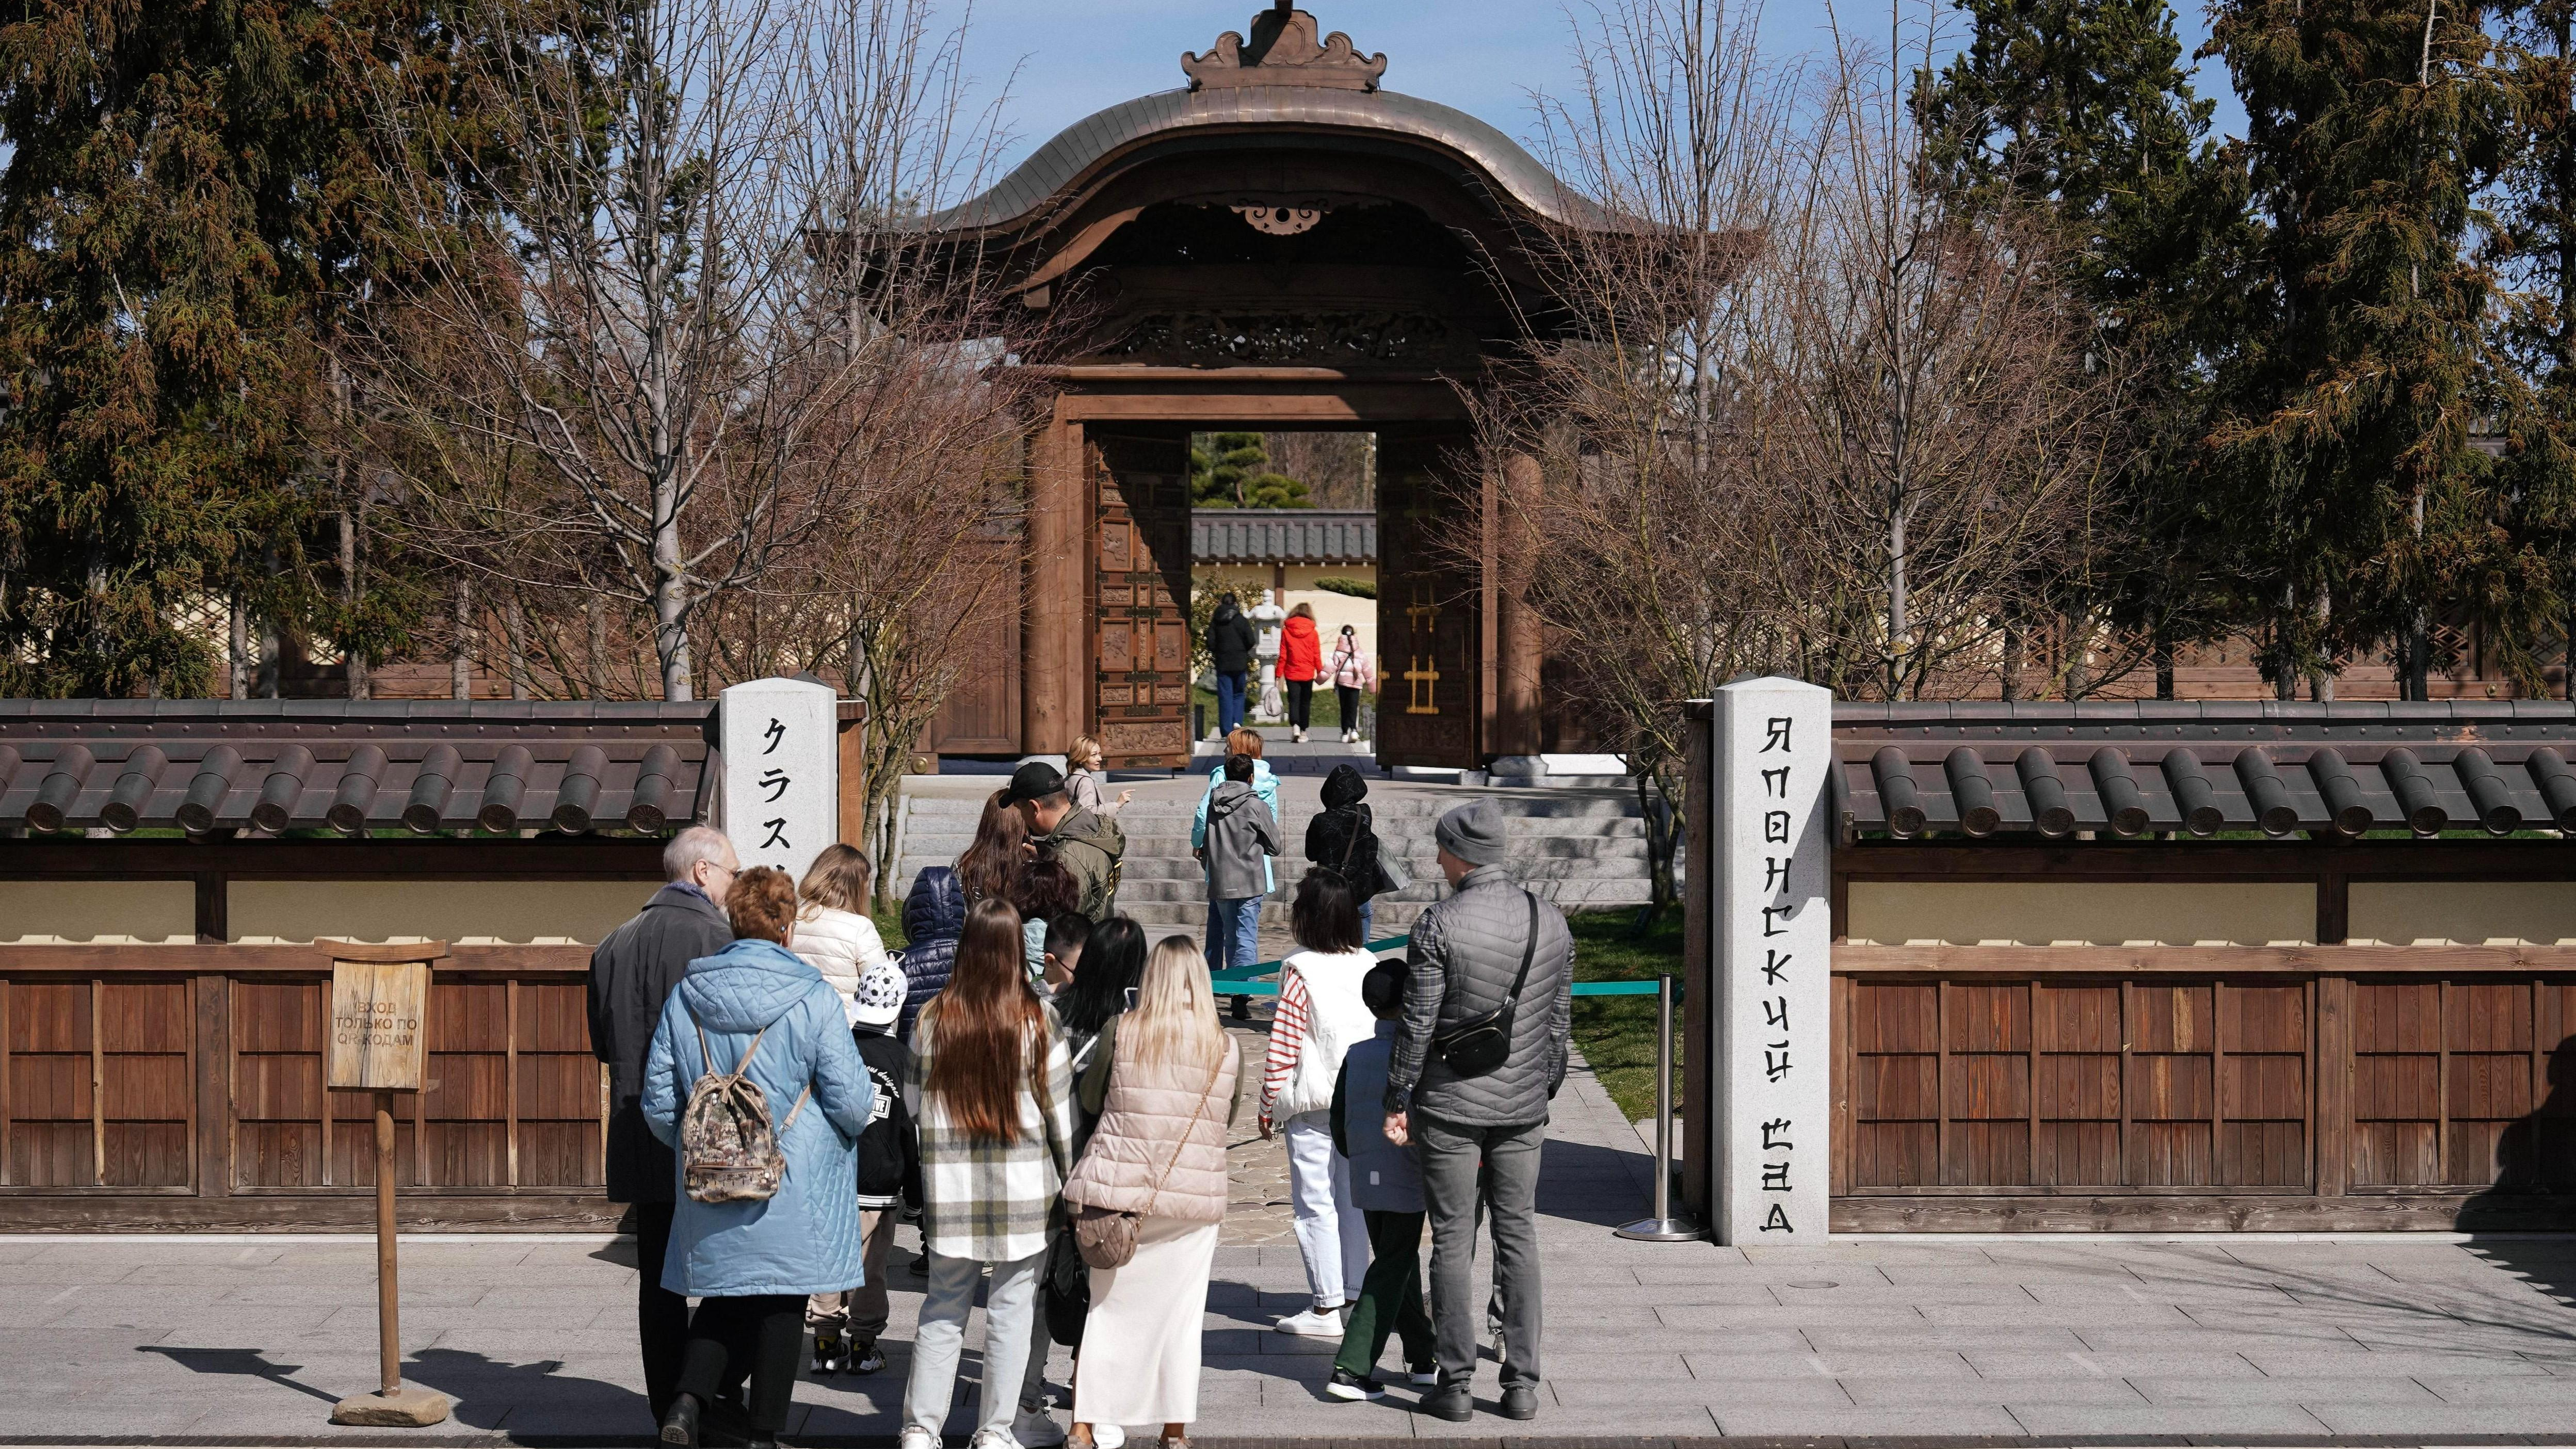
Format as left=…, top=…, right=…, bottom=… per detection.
left=903, top=1247, right=1044, bottom=1438
left=1415, top=1113, right=1544, bottom=1387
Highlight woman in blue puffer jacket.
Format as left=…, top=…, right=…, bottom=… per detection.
left=896, top=866, right=965, bottom=1039
left=643, top=867, right=873, bottom=1448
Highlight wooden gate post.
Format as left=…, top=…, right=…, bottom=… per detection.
left=325, top=940, right=452, bottom=1427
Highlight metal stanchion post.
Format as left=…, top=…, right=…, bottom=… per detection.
left=1617, top=972, right=1699, bottom=1241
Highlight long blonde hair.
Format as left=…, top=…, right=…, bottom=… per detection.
left=1125, top=936, right=1227, bottom=1071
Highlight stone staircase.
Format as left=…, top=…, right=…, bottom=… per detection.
left=887, top=784, right=1657, bottom=941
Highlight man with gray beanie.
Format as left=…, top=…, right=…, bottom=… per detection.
left=1381, top=797, right=1573, bottom=1422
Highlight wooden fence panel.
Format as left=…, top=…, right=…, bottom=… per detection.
left=8, top=981, right=92, bottom=1186
left=2353, top=981, right=2443, bottom=1187
left=99, top=980, right=190, bottom=1188
left=516, top=983, right=603, bottom=1188
left=2034, top=983, right=2121, bottom=1186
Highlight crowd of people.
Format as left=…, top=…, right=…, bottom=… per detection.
left=587, top=752, right=1573, bottom=1449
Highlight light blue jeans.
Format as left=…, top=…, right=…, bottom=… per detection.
left=1206, top=893, right=1263, bottom=973
left=1358, top=896, right=1376, bottom=945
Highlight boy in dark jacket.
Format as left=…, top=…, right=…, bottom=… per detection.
left=1325, top=961, right=1438, bottom=1400
left=1199, top=752, right=1281, bottom=973
left=810, top=960, right=920, bottom=1376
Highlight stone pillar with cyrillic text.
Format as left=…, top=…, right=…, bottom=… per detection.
left=1711, top=677, right=1832, bottom=1242
left=718, top=677, right=839, bottom=885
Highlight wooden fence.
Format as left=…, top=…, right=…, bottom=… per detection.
left=1828, top=954, right=2576, bottom=1230
left=0, top=947, right=613, bottom=1229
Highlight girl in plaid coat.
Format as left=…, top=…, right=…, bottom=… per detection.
left=900, top=898, right=1076, bottom=1449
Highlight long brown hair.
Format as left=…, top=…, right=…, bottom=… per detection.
left=922, top=898, right=1048, bottom=1142
left=955, top=789, right=1027, bottom=906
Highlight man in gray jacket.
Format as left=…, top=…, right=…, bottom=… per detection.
left=588, top=826, right=736, bottom=1424
left=1383, top=798, right=1573, bottom=1423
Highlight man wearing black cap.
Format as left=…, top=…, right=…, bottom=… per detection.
left=1002, top=760, right=1125, bottom=921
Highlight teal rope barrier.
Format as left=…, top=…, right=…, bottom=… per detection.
left=1210, top=924, right=1675, bottom=1000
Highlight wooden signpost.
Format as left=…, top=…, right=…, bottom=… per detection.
left=323, top=941, right=454, bottom=1427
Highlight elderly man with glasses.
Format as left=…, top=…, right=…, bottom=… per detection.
left=590, top=825, right=740, bottom=1429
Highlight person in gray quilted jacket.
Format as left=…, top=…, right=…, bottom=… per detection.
left=1381, top=797, right=1573, bottom=1423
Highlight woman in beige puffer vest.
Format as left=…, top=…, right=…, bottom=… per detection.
left=1062, top=936, right=1239, bottom=1449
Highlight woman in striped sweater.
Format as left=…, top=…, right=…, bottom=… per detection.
left=1256, top=869, right=1383, bottom=1337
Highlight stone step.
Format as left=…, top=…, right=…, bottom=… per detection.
left=1108, top=876, right=1651, bottom=907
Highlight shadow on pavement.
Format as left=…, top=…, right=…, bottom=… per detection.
left=406, top=1346, right=646, bottom=1432
left=135, top=1345, right=340, bottom=1404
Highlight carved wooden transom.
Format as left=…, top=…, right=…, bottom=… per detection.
left=1183, top=5, right=1387, bottom=92
left=1231, top=203, right=1325, bottom=235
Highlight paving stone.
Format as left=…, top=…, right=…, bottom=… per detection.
left=1711, top=1404, right=2025, bottom=1436
left=1840, top=1375, right=2146, bottom=1407
left=2303, top=1400, right=2576, bottom=1434
left=2126, top=1373, right=2444, bottom=1404
left=2002, top=1401, right=2332, bottom=1435
left=2418, top=1373, right=2576, bottom=1402
left=1802, top=1323, right=2092, bottom=1349
left=2240, top=1346, right=2555, bottom=1377
left=1965, top=1348, right=2263, bottom=1379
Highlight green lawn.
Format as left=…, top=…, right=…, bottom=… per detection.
left=1566, top=908, right=1684, bottom=1122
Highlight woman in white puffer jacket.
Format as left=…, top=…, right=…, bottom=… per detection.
left=795, top=845, right=893, bottom=1022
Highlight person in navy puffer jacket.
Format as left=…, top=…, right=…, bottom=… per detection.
left=895, top=866, right=965, bottom=1039
left=641, top=866, right=873, bottom=1448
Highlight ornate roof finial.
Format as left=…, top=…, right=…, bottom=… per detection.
left=1182, top=6, right=1386, bottom=92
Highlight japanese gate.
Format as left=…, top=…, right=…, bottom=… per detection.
left=911, top=3, right=1650, bottom=769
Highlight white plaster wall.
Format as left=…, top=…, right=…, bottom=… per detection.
left=2348, top=881, right=2576, bottom=945
left=228, top=880, right=656, bottom=945
left=0, top=880, right=195, bottom=944
left=1845, top=880, right=2317, bottom=946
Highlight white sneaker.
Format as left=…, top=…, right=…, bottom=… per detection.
left=900, top=1429, right=938, bottom=1449
left=969, top=1430, right=1019, bottom=1449
left=1094, top=1426, right=1126, bottom=1449
left=1275, top=1306, right=1343, bottom=1337
left=1013, top=1406, right=1067, bottom=1448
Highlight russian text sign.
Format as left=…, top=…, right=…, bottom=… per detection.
left=327, top=960, right=430, bottom=1092
left=719, top=677, right=838, bottom=884
left=1712, top=677, right=1832, bottom=1241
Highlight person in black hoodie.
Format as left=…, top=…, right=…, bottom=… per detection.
left=1206, top=593, right=1258, bottom=737
left=1306, top=763, right=1389, bottom=942
left=809, top=959, right=920, bottom=1377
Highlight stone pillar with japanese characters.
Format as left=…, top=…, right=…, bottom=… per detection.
left=1711, top=676, right=1832, bottom=1242
left=718, top=677, right=839, bottom=886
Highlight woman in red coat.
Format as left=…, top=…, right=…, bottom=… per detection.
left=1278, top=602, right=1323, bottom=743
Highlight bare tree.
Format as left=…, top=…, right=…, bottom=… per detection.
left=354, top=0, right=1003, bottom=701
left=1471, top=0, right=2126, bottom=795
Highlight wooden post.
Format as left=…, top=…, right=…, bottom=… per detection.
left=325, top=940, right=452, bottom=1428
left=374, top=1089, right=399, bottom=1397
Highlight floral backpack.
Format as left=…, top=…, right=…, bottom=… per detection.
left=679, top=1012, right=810, bottom=1203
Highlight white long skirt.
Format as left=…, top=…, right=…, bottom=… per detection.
left=1073, top=1215, right=1220, bottom=1427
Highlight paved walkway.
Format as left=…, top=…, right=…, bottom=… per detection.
left=7, top=1049, right=2576, bottom=1444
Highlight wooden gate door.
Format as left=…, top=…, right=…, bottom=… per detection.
left=1375, top=433, right=1482, bottom=768
left=1091, top=430, right=1194, bottom=769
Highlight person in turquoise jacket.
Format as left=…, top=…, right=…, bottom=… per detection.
left=642, top=866, right=874, bottom=1449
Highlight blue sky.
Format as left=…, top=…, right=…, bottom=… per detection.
left=957, top=2, right=2251, bottom=178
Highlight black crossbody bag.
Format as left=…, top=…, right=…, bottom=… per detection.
left=1430, top=891, right=1541, bottom=1078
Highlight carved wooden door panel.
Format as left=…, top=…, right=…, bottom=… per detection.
left=1374, top=434, right=1482, bottom=768
left=1091, top=430, right=1194, bottom=769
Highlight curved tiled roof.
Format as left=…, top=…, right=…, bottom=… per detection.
left=0, top=701, right=713, bottom=837
left=1827, top=701, right=2576, bottom=839
left=1192, top=508, right=1376, bottom=564
left=913, top=85, right=1628, bottom=236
